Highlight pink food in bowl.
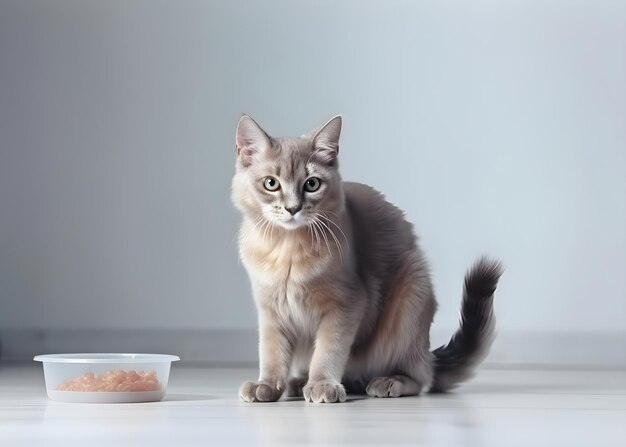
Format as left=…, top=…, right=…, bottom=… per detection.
left=56, top=370, right=161, bottom=392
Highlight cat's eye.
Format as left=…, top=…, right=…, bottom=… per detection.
left=263, top=177, right=281, bottom=191
left=304, top=177, right=321, bottom=192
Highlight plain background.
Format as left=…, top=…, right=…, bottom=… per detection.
left=1, top=0, right=625, bottom=362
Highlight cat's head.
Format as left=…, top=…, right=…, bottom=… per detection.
left=231, top=115, right=344, bottom=230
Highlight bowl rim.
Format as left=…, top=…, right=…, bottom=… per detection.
left=33, top=353, right=180, bottom=363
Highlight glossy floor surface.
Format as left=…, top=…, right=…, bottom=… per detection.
left=1, top=364, right=625, bottom=446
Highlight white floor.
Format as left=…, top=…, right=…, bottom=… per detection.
left=1, top=364, right=625, bottom=447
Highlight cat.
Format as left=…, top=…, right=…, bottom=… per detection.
left=231, top=114, right=502, bottom=403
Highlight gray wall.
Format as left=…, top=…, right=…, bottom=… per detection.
left=1, top=1, right=625, bottom=352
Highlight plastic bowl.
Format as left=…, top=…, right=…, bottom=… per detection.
left=33, top=353, right=180, bottom=403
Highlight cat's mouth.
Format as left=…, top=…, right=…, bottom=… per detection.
left=270, top=210, right=309, bottom=230
left=278, top=216, right=307, bottom=230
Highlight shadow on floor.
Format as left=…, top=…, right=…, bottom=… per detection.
left=162, top=393, right=215, bottom=402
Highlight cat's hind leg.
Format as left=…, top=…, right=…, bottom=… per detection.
left=366, top=375, right=421, bottom=398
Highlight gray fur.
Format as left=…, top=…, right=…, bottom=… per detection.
left=232, top=115, right=502, bottom=403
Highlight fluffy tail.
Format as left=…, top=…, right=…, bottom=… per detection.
left=430, top=257, right=503, bottom=393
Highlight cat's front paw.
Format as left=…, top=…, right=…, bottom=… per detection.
left=239, top=380, right=284, bottom=402
left=303, top=380, right=346, bottom=403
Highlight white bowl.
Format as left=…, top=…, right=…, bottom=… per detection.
left=33, top=353, right=180, bottom=403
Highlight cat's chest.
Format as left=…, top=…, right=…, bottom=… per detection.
left=258, top=278, right=323, bottom=336
left=240, top=236, right=330, bottom=286
left=241, top=235, right=337, bottom=335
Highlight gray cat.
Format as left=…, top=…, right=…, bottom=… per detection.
left=232, top=115, right=502, bottom=403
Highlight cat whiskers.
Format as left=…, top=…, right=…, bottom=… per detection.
left=260, top=215, right=275, bottom=246
left=259, top=212, right=276, bottom=243
left=238, top=215, right=262, bottom=262
left=312, top=214, right=344, bottom=263
left=306, top=223, right=317, bottom=254
left=234, top=215, right=262, bottom=252
left=240, top=213, right=274, bottom=260
left=313, top=220, right=323, bottom=255
left=318, top=211, right=350, bottom=248
left=307, top=219, right=321, bottom=254
left=311, top=217, right=332, bottom=259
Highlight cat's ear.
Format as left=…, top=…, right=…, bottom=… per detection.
left=312, top=115, right=342, bottom=165
left=236, top=115, right=271, bottom=167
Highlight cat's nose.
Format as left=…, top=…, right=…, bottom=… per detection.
left=285, top=205, right=302, bottom=216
